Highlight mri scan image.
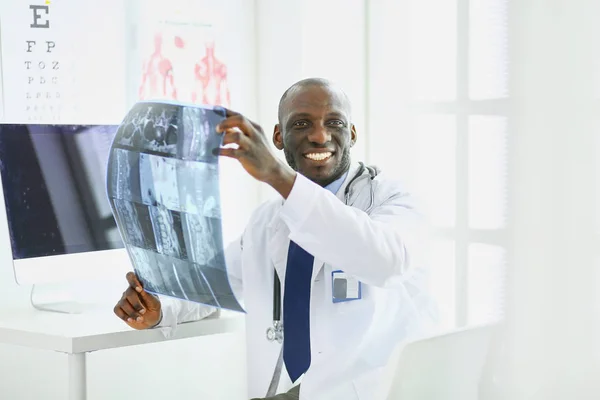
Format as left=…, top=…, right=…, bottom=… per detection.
left=107, top=101, right=244, bottom=312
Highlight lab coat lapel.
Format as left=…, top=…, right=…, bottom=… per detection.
left=269, top=207, right=322, bottom=286
left=267, top=211, right=289, bottom=282
left=270, top=162, right=363, bottom=284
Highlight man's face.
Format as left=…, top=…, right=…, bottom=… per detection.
left=273, top=85, right=357, bottom=187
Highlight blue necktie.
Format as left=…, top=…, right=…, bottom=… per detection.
left=283, top=240, right=314, bottom=383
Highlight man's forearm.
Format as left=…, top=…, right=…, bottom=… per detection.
left=278, top=174, right=423, bottom=287
left=264, top=160, right=297, bottom=200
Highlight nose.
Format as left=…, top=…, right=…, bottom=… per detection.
left=307, top=123, right=331, bottom=145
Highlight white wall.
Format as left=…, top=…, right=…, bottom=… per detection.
left=123, top=0, right=263, bottom=247
left=255, top=0, right=368, bottom=202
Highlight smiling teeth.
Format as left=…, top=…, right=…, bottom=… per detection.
left=305, top=152, right=332, bottom=161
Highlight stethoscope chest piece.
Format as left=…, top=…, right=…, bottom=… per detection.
left=266, top=320, right=284, bottom=343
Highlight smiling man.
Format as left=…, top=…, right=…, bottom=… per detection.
left=114, top=78, right=438, bottom=400
left=275, top=79, right=355, bottom=188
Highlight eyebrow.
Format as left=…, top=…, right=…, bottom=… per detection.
left=286, top=111, right=348, bottom=123
left=287, top=112, right=312, bottom=121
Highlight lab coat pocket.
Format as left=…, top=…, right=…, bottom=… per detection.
left=323, top=264, right=374, bottom=370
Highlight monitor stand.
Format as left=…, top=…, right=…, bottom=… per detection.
left=29, top=284, right=96, bottom=315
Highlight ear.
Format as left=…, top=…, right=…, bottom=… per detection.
left=273, top=124, right=284, bottom=150
left=350, top=124, right=358, bottom=147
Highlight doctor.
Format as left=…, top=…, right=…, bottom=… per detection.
left=114, top=78, right=437, bottom=399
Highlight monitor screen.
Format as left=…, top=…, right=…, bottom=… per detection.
left=0, top=124, right=125, bottom=260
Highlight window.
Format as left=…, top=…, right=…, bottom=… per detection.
left=468, top=116, right=507, bottom=230
left=412, top=115, right=457, bottom=229
left=368, top=0, right=509, bottom=330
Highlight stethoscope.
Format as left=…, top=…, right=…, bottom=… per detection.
left=266, top=271, right=284, bottom=343
left=265, top=163, right=378, bottom=343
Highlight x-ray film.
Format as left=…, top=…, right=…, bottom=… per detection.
left=106, top=101, right=244, bottom=312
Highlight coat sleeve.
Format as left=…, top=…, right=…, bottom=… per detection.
left=279, top=173, right=428, bottom=287
left=154, top=234, right=244, bottom=337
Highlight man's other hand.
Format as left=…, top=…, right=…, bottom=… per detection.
left=113, top=272, right=162, bottom=330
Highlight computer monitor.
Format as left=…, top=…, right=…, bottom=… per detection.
left=0, top=124, right=131, bottom=288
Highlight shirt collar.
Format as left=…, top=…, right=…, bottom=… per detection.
left=324, top=171, right=349, bottom=195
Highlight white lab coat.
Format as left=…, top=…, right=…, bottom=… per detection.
left=157, top=162, right=439, bottom=399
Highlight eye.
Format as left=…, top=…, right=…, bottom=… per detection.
left=327, top=120, right=346, bottom=127
left=292, top=120, right=309, bottom=128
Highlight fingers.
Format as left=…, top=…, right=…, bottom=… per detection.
left=123, top=297, right=144, bottom=323
left=219, top=147, right=241, bottom=159
left=221, top=128, right=251, bottom=148
left=125, top=272, right=159, bottom=309
left=216, top=114, right=263, bottom=137
left=126, top=271, right=142, bottom=293
left=113, top=304, right=128, bottom=322
left=113, top=290, right=143, bottom=323
left=115, top=272, right=162, bottom=328
left=220, top=108, right=263, bottom=131
left=125, top=288, right=147, bottom=316
left=222, top=107, right=240, bottom=118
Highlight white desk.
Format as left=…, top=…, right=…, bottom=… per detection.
left=0, top=306, right=245, bottom=400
